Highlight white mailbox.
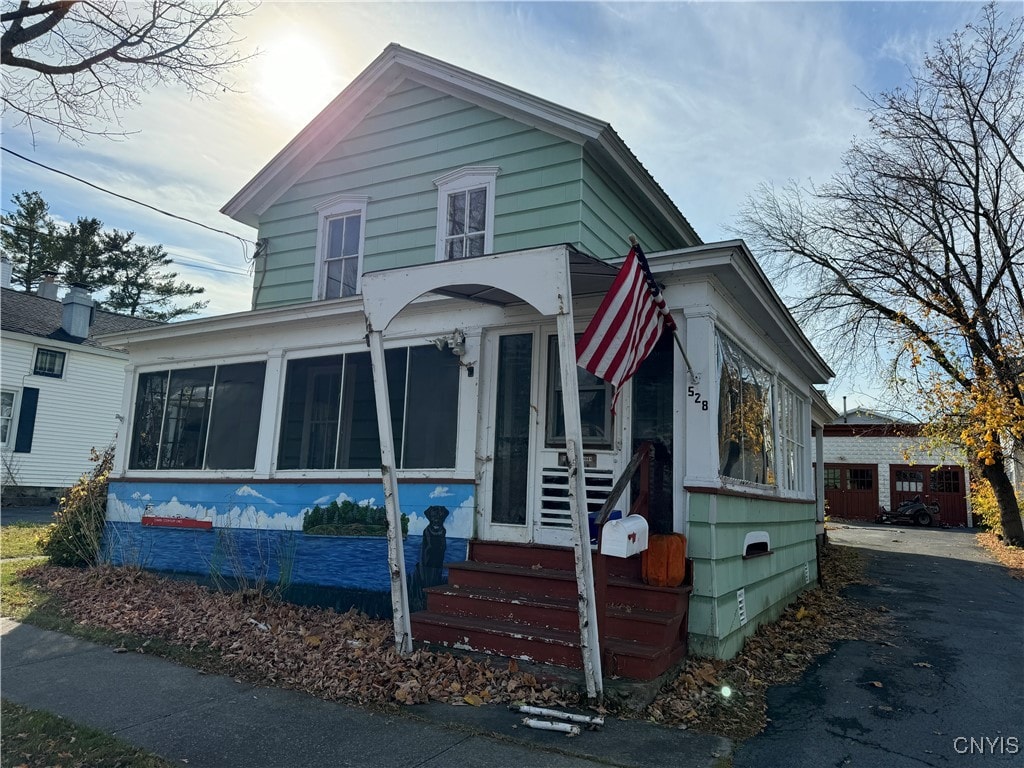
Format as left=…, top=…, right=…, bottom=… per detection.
left=600, top=515, right=649, bottom=558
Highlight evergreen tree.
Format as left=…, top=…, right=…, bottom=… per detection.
left=2, top=191, right=209, bottom=321
left=0, top=190, right=57, bottom=291
left=53, top=217, right=105, bottom=288
left=100, top=230, right=206, bottom=320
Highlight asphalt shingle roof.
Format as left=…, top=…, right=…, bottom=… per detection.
left=0, top=287, right=163, bottom=348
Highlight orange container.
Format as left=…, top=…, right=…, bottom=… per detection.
left=641, top=533, right=687, bottom=587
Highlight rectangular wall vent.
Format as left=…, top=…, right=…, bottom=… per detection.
left=538, top=466, right=614, bottom=529
left=736, top=588, right=747, bottom=626
left=804, top=562, right=811, bottom=584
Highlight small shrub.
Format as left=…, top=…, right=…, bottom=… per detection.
left=37, top=446, right=113, bottom=566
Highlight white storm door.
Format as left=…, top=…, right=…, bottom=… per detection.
left=532, top=332, right=624, bottom=547
left=479, top=330, right=538, bottom=543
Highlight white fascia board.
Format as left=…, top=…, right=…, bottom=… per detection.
left=221, top=44, right=668, bottom=230
left=594, top=128, right=701, bottom=246
left=0, top=330, right=129, bottom=362
left=648, top=241, right=835, bottom=383
left=221, top=46, right=407, bottom=227
left=92, top=296, right=368, bottom=348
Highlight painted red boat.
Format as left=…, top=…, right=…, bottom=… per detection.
left=141, top=514, right=212, bottom=530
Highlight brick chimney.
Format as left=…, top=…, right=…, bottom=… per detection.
left=36, top=271, right=59, bottom=300
left=61, top=283, right=94, bottom=338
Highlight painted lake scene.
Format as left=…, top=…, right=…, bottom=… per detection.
left=104, top=480, right=473, bottom=601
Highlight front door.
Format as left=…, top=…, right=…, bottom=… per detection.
left=480, top=328, right=624, bottom=546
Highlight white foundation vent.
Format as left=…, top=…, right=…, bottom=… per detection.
left=736, top=588, right=748, bottom=626
left=804, top=562, right=811, bottom=584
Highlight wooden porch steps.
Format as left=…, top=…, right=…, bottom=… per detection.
left=411, top=541, right=691, bottom=681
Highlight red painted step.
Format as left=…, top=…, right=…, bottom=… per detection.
left=411, top=611, right=583, bottom=668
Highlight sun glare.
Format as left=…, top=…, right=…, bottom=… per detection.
left=255, top=35, right=337, bottom=126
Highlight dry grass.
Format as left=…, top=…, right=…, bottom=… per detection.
left=976, top=532, right=1024, bottom=579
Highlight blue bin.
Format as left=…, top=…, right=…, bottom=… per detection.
left=588, top=509, right=622, bottom=544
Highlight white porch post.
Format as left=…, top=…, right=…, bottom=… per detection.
left=555, top=311, right=603, bottom=699
left=367, top=329, right=413, bottom=655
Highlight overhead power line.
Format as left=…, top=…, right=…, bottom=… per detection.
left=1, top=147, right=256, bottom=261
left=0, top=218, right=251, bottom=278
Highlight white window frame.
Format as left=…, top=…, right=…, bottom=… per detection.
left=1, top=389, right=16, bottom=445
left=777, top=380, right=808, bottom=494
left=33, top=347, right=66, bottom=378
left=313, top=194, right=369, bottom=300
left=433, top=166, right=499, bottom=262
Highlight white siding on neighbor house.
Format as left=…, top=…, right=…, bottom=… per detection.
left=822, top=433, right=966, bottom=511
left=1, top=334, right=128, bottom=489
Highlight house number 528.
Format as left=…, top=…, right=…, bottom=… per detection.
left=687, top=386, right=709, bottom=411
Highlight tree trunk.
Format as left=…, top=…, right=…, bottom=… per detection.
left=980, top=460, right=1024, bottom=547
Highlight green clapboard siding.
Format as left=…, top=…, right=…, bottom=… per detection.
left=686, top=490, right=818, bottom=659
left=252, top=78, right=692, bottom=308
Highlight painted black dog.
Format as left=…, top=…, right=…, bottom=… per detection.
left=413, top=505, right=449, bottom=587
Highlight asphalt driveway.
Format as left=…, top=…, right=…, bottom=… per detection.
left=733, top=521, right=1023, bottom=767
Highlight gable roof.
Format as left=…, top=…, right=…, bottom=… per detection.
left=222, top=44, right=701, bottom=244
left=0, top=288, right=163, bottom=348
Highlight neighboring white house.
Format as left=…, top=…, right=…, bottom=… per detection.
left=822, top=408, right=971, bottom=526
left=0, top=279, right=161, bottom=502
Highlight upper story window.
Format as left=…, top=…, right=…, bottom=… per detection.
left=717, top=332, right=775, bottom=485
left=314, top=195, right=369, bottom=300
left=433, top=166, right=499, bottom=261
left=34, top=348, right=66, bottom=378
left=1, top=390, right=14, bottom=444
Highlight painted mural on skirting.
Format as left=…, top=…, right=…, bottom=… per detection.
left=104, top=481, right=472, bottom=606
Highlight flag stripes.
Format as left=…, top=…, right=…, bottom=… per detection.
left=576, top=243, right=676, bottom=412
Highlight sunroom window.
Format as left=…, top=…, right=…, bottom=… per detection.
left=433, top=167, right=498, bottom=261
left=717, top=333, right=775, bottom=485
left=128, top=362, right=267, bottom=470
left=777, top=381, right=807, bottom=492
left=277, top=344, right=460, bottom=470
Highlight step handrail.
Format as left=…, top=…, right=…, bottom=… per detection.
left=593, top=441, right=652, bottom=526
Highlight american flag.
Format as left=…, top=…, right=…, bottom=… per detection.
left=576, top=242, right=676, bottom=413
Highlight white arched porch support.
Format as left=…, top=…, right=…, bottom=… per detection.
left=360, top=244, right=605, bottom=699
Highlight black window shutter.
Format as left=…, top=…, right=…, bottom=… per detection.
left=13, top=387, right=39, bottom=453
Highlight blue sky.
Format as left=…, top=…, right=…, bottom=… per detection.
left=1, top=1, right=1012, bottom=412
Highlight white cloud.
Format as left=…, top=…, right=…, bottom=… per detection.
left=235, top=485, right=279, bottom=505
left=429, top=486, right=453, bottom=499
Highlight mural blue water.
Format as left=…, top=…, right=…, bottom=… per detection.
left=103, top=521, right=468, bottom=593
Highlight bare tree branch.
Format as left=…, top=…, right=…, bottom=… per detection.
left=1, top=0, right=257, bottom=141
left=735, top=3, right=1024, bottom=543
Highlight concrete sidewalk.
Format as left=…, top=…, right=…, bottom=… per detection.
left=0, top=618, right=729, bottom=768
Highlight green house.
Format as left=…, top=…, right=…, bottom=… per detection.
left=100, top=45, right=836, bottom=691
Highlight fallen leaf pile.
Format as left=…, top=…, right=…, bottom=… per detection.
left=23, top=566, right=576, bottom=710
left=20, top=540, right=879, bottom=741
left=644, top=542, right=885, bottom=739
left=976, top=532, right=1024, bottom=579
